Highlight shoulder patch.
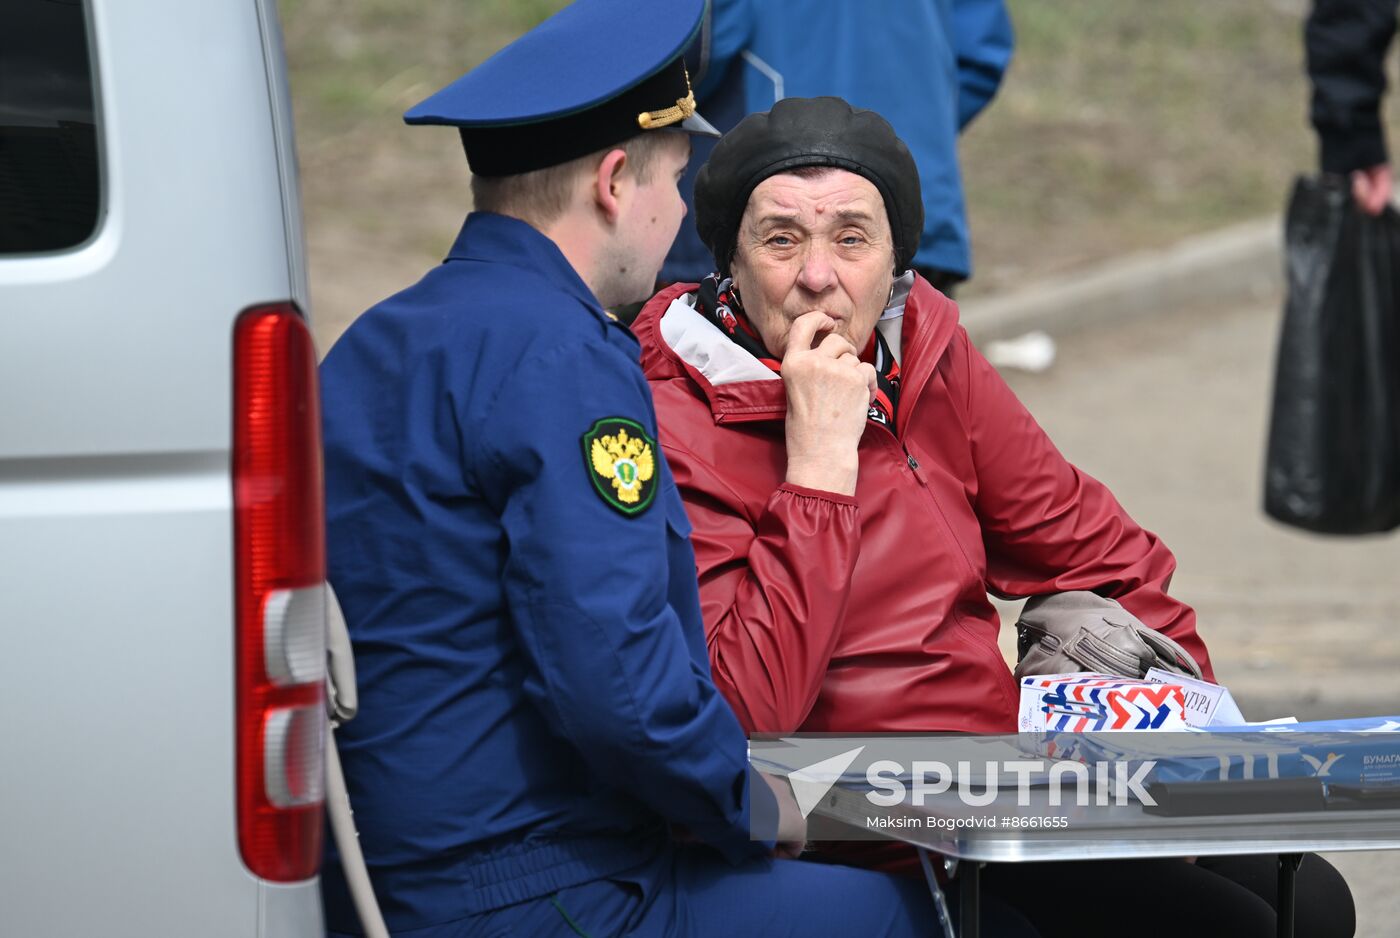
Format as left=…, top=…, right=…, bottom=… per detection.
left=582, top=417, right=658, bottom=516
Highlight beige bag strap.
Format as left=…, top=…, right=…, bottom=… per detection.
left=325, top=585, right=390, bottom=938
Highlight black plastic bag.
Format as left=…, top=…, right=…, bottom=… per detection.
left=1263, top=175, right=1400, bottom=534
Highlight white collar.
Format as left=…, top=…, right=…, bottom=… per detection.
left=659, top=294, right=780, bottom=385
left=659, top=270, right=915, bottom=387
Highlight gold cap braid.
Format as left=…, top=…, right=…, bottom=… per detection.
left=637, top=65, right=696, bottom=130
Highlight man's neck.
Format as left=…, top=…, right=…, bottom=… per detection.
left=538, top=213, right=605, bottom=303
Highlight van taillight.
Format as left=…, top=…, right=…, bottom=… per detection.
left=233, top=303, right=326, bottom=882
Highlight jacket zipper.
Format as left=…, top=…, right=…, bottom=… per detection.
left=887, top=429, right=925, bottom=485
left=884, top=431, right=1018, bottom=713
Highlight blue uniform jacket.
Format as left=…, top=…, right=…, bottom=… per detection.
left=665, top=0, right=1014, bottom=282
left=318, top=213, right=770, bottom=934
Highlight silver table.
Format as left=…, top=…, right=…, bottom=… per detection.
left=812, top=779, right=1400, bottom=938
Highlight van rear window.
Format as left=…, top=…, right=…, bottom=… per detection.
left=0, top=0, right=100, bottom=254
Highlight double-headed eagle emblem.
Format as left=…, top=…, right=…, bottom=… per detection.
left=591, top=427, right=654, bottom=503
left=582, top=418, right=658, bottom=515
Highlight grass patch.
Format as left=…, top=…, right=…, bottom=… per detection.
left=279, top=0, right=1400, bottom=339
left=960, top=0, right=1400, bottom=293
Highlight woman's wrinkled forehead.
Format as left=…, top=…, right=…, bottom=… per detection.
left=739, top=169, right=891, bottom=237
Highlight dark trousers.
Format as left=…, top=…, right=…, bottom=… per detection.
left=983, top=853, right=1355, bottom=938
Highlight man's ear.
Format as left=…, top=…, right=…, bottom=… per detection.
left=591, top=147, right=629, bottom=225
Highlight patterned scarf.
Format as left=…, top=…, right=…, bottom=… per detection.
left=693, top=274, right=901, bottom=432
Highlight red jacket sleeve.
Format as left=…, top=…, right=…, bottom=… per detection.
left=665, top=439, right=861, bottom=733
left=959, top=332, right=1215, bottom=680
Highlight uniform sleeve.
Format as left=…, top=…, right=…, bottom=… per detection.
left=475, top=335, right=767, bottom=862
left=951, top=0, right=1015, bottom=130
left=960, top=333, right=1215, bottom=681
left=665, top=439, right=861, bottom=734
left=1306, top=0, right=1400, bottom=173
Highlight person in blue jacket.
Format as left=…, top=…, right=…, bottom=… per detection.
left=316, top=1, right=975, bottom=935
left=660, top=0, right=1014, bottom=294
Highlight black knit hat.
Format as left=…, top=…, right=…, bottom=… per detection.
left=694, top=96, right=923, bottom=275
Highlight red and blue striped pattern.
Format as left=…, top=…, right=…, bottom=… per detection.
left=1024, top=675, right=1186, bottom=731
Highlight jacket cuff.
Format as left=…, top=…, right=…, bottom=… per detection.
left=706, top=765, right=775, bottom=864
left=746, top=766, right=780, bottom=848
left=777, top=482, right=859, bottom=507
left=1318, top=123, right=1389, bottom=174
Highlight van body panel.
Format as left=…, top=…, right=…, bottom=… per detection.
left=0, top=486, right=259, bottom=936
left=260, top=880, right=327, bottom=938
left=0, top=0, right=295, bottom=461
left=0, top=0, right=319, bottom=934
left=253, top=0, right=311, bottom=313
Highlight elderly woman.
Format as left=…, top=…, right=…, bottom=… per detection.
left=632, top=96, right=1353, bottom=938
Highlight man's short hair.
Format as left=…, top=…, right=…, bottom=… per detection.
left=470, top=131, right=681, bottom=228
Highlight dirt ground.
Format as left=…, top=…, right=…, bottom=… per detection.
left=281, top=0, right=1382, bottom=354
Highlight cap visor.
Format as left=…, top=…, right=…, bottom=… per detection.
left=681, top=109, right=720, bottom=138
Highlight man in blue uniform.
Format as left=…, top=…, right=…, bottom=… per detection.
left=316, top=1, right=950, bottom=935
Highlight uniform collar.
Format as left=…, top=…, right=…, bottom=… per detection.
left=445, top=212, right=615, bottom=328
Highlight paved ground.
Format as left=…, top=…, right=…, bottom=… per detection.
left=983, top=290, right=1400, bottom=937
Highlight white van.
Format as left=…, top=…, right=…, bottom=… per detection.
left=0, top=1, right=326, bottom=934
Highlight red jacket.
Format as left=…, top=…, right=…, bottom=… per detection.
left=634, top=277, right=1214, bottom=736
